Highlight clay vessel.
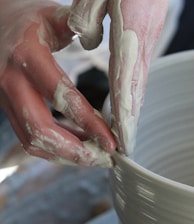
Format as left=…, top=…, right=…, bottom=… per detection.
left=110, top=51, right=194, bottom=224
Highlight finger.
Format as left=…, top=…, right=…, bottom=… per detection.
left=54, top=119, right=88, bottom=141
left=15, top=31, right=116, bottom=153
left=2, top=67, right=113, bottom=167
left=42, top=4, right=76, bottom=50
left=53, top=78, right=116, bottom=153
left=1, top=79, right=56, bottom=161
left=5, top=108, right=72, bottom=162
left=1, top=66, right=56, bottom=158
left=68, top=0, right=109, bottom=50
left=108, top=0, right=168, bottom=154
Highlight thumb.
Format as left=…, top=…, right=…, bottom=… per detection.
left=68, top=0, right=109, bottom=50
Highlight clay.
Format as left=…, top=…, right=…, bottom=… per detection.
left=68, top=0, right=108, bottom=50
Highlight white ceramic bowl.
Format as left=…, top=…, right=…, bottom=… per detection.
left=110, top=51, right=194, bottom=224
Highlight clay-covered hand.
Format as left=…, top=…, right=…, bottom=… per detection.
left=0, top=0, right=116, bottom=167
left=68, top=0, right=168, bottom=155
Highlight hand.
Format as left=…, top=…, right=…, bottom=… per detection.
left=108, top=0, right=168, bottom=154
left=68, top=0, right=168, bottom=154
left=0, top=0, right=116, bottom=167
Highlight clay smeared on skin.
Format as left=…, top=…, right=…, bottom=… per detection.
left=68, top=0, right=108, bottom=50
left=52, top=77, right=114, bottom=167
left=23, top=104, right=113, bottom=168
left=110, top=29, right=142, bottom=154
left=0, top=0, right=116, bottom=168
left=53, top=77, right=85, bottom=125
left=108, top=1, right=141, bottom=154
left=55, top=140, right=113, bottom=168
left=53, top=77, right=72, bottom=113
left=31, top=129, right=113, bottom=168
left=0, top=0, right=167, bottom=167
left=108, top=0, right=168, bottom=155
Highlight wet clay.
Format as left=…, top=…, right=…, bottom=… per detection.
left=108, top=0, right=168, bottom=155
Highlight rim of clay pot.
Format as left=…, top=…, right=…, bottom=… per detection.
left=114, top=151, right=194, bottom=193
left=114, top=50, right=194, bottom=194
